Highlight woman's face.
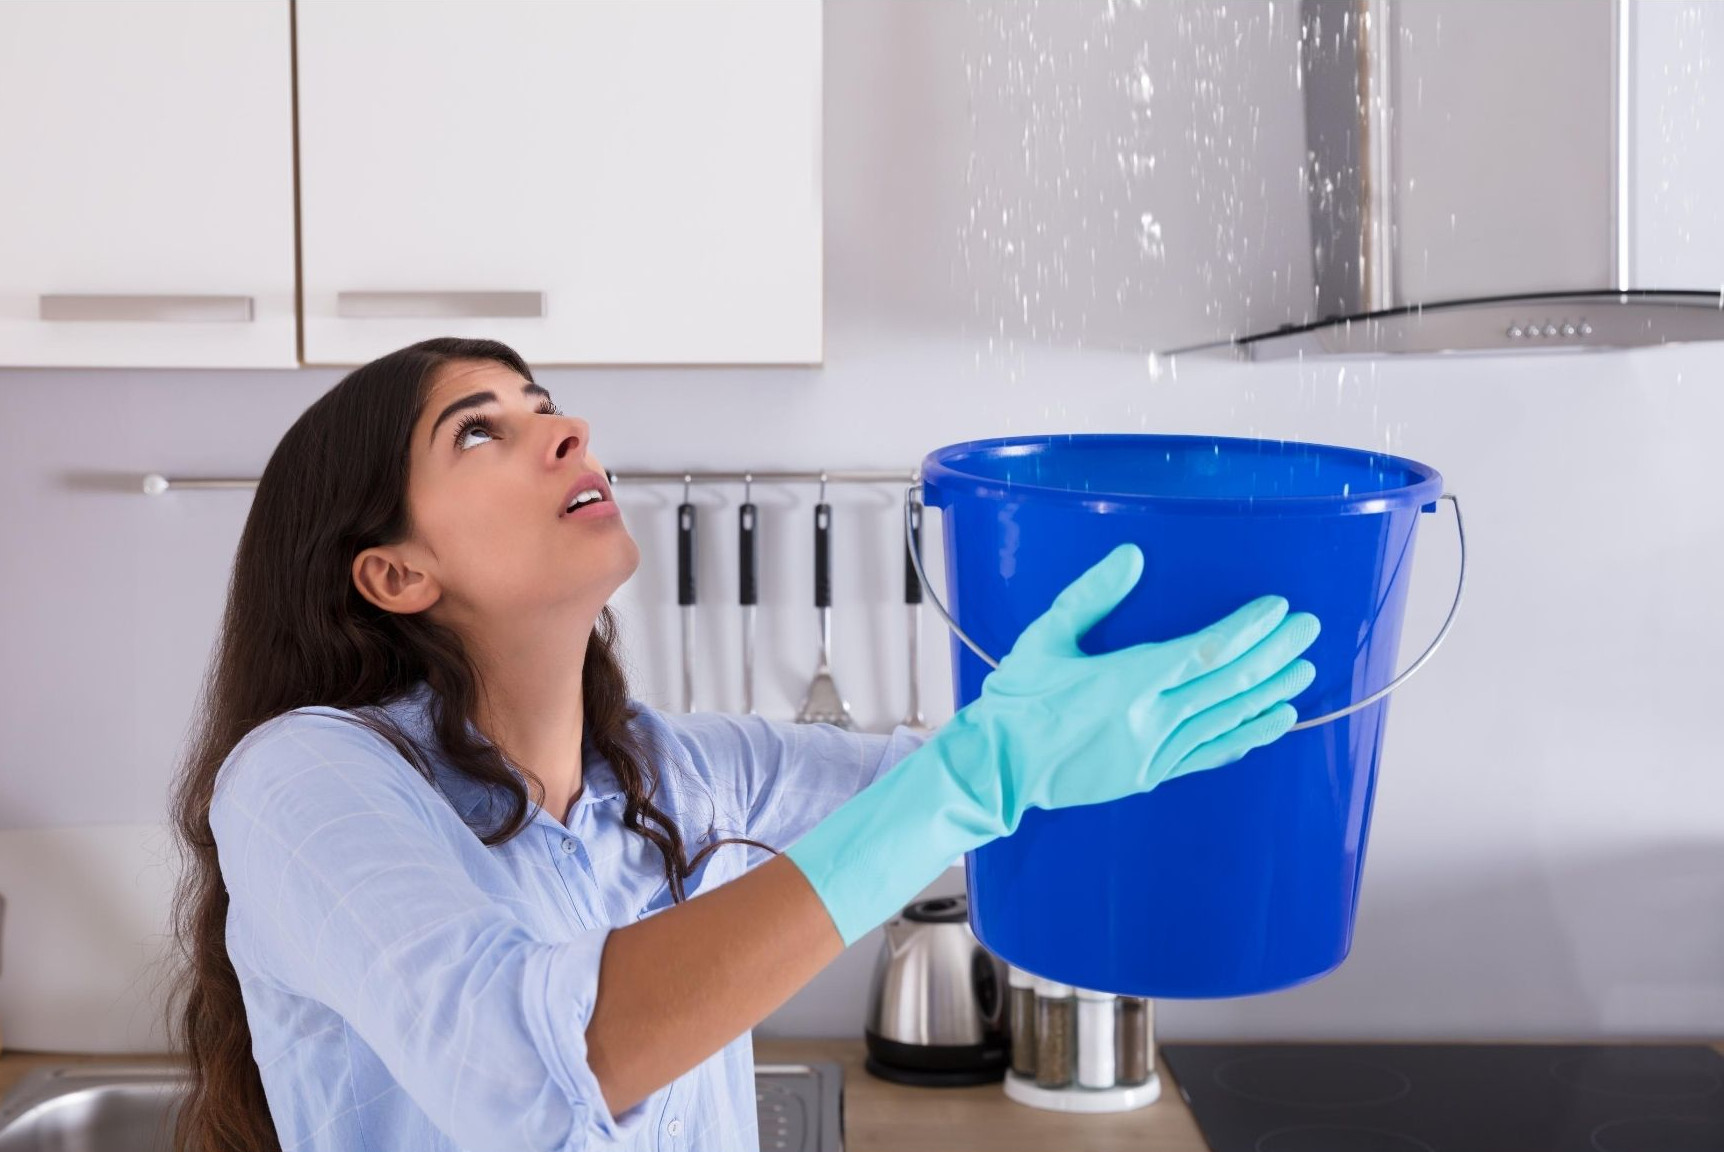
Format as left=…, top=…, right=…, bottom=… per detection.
left=369, top=358, right=640, bottom=631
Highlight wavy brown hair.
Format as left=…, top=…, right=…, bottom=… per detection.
left=166, top=337, right=774, bottom=1151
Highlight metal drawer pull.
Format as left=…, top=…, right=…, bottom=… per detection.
left=39, top=294, right=255, bottom=322
left=336, top=291, right=546, bottom=319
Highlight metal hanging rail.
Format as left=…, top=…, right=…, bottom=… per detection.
left=140, top=468, right=918, bottom=495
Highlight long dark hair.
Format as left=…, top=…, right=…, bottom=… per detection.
left=167, top=337, right=774, bottom=1151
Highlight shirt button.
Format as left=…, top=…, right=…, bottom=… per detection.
left=560, top=837, right=576, bottom=854
left=666, top=1118, right=683, bottom=1137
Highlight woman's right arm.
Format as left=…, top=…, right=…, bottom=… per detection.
left=583, top=852, right=844, bottom=1117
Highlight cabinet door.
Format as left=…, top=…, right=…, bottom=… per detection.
left=0, top=1, right=297, bottom=368
left=296, top=0, right=821, bottom=366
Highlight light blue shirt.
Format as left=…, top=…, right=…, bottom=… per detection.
left=210, top=679, right=929, bottom=1152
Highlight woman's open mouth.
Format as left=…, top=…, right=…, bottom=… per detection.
left=560, top=473, right=620, bottom=520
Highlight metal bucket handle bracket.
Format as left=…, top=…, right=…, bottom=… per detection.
left=904, top=483, right=1466, bottom=732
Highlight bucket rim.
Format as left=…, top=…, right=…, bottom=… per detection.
left=919, top=433, right=1444, bottom=516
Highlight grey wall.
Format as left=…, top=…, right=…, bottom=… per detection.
left=1, top=0, right=1721, bottom=1047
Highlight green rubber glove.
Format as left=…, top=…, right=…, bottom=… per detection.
left=785, top=542, right=1321, bottom=947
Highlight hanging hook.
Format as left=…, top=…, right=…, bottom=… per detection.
left=682, top=473, right=693, bottom=505
left=743, top=472, right=754, bottom=504
left=818, top=471, right=828, bottom=504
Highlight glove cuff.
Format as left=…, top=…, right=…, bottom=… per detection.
left=783, top=711, right=1008, bottom=947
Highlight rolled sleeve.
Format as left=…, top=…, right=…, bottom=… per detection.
left=211, top=712, right=644, bottom=1152
left=662, top=711, right=932, bottom=854
left=525, top=937, right=652, bottom=1143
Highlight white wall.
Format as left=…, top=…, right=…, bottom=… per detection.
left=1, top=0, right=1722, bottom=1051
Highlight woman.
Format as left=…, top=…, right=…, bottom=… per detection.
left=169, top=336, right=1319, bottom=1152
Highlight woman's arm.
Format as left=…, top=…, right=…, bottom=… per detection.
left=585, top=852, right=841, bottom=1117
left=580, top=713, right=931, bottom=1114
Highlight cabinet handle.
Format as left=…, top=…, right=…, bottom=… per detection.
left=336, top=291, right=545, bottom=319
left=39, top=294, right=255, bottom=322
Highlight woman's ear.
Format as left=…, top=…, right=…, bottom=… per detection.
left=352, top=545, right=441, bottom=615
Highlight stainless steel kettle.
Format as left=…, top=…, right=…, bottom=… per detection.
left=862, top=893, right=1010, bottom=1086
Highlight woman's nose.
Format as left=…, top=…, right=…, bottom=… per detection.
left=551, top=415, right=590, bottom=461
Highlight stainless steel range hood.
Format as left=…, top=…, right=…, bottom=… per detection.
left=1202, top=0, right=1724, bottom=359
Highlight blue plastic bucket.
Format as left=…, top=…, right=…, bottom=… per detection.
left=919, top=433, right=1447, bottom=998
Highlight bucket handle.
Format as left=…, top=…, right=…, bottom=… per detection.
left=903, top=483, right=1467, bottom=732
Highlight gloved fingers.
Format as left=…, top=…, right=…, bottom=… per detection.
left=1160, top=595, right=1291, bottom=683
left=1162, top=610, right=1320, bottom=719
left=1165, top=701, right=1299, bottom=780
left=1012, top=543, right=1144, bottom=657
left=1151, top=659, right=1314, bottom=778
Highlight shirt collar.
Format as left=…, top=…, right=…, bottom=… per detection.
left=382, top=680, right=628, bottom=827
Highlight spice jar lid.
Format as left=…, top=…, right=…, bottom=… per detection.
left=1007, top=965, right=1036, bottom=989
left=1031, top=976, right=1074, bottom=997
left=1074, top=987, right=1118, bottom=1001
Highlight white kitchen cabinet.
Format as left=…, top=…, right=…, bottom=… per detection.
left=0, top=1, right=297, bottom=368
left=296, top=0, right=822, bottom=366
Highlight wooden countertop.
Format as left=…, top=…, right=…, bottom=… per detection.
left=0, top=1039, right=1207, bottom=1151
left=754, top=1037, right=1207, bottom=1151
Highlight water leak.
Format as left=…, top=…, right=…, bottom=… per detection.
left=961, top=0, right=1310, bottom=379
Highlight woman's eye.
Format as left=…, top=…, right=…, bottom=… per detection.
left=453, top=403, right=561, bottom=451
left=454, top=417, right=494, bottom=450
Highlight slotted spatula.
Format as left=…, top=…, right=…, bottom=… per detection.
left=795, top=496, right=855, bottom=729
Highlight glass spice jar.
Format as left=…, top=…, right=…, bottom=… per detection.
left=1075, top=987, right=1119, bottom=1089
left=1116, top=996, right=1154, bottom=1087
left=1007, top=965, right=1038, bottom=1079
left=1032, top=977, right=1076, bottom=1090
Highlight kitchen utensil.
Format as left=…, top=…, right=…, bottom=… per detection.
left=739, top=479, right=759, bottom=715
left=795, top=491, right=854, bottom=729
left=899, top=496, right=931, bottom=733
left=677, top=480, right=696, bottom=713
left=863, top=893, right=1009, bottom=1087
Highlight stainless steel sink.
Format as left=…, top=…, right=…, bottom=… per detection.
left=0, top=1066, right=182, bottom=1152
left=0, top=1060, right=843, bottom=1151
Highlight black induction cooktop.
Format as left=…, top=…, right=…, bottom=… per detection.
left=1160, top=1042, right=1724, bottom=1152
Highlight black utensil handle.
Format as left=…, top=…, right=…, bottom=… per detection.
left=814, top=502, right=832, bottom=609
left=677, top=502, right=696, bottom=607
left=904, top=499, right=924, bottom=605
left=739, top=502, right=758, bottom=607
